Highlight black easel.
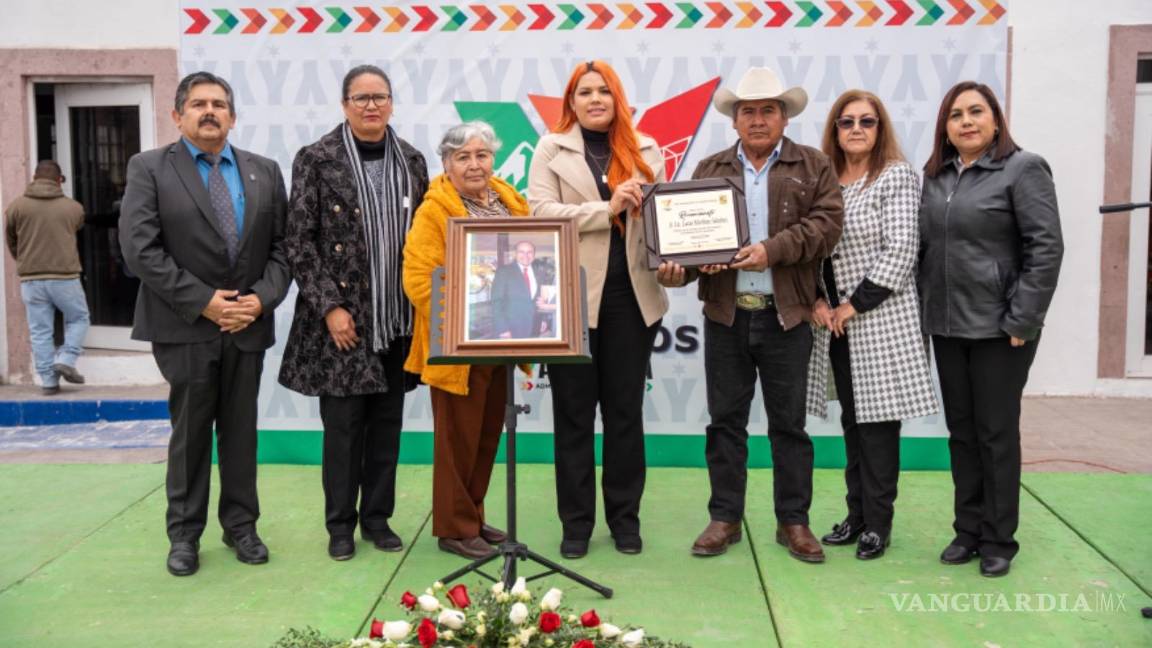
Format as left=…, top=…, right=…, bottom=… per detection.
left=428, top=268, right=612, bottom=598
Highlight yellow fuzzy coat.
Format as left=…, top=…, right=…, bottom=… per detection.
left=402, top=174, right=530, bottom=395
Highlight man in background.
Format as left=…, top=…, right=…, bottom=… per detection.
left=4, top=160, right=90, bottom=395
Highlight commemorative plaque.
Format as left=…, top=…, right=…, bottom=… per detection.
left=641, top=177, right=750, bottom=269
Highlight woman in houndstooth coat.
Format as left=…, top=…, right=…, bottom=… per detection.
left=806, top=90, right=938, bottom=560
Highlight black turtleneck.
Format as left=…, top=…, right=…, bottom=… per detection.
left=580, top=126, right=630, bottom=294
left=354, top=133, right=390, bottom=161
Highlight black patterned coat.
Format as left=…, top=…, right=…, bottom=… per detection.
left=278, top=125, right=429, bottom=397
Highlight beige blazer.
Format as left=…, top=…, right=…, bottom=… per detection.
left=527, top=126, right=668, bottom=328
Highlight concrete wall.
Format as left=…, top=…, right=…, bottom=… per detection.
left=1009, top=0, right=1152, bottom=395
left=2, top=0, right=1151, bottom=395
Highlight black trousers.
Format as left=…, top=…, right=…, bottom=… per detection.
left=933, top=335, right=1039, bottom=560
left=153, top=336, right=264, bottom=543
left=548, top=287, right=659, bottom=540
left=829, top=333, right=901, bottom=537
left=704, top=308, right=813, bottom=524
left=318, top=347, right=406, bottom=538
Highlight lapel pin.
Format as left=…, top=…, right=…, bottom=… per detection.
left=249, top=173, right=256, bottom=181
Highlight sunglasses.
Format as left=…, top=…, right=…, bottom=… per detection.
left=835, top=116, right=879, bottom=130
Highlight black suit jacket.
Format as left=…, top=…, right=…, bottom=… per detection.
left=490, top=262, right=540, bottom=338
left=119, top=140, right=290, bottom=351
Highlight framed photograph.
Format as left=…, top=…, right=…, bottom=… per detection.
left=430, top=217, right=587, bottom=364
left=640, top=177, right=750, bottom=269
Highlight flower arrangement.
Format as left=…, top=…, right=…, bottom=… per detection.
left=273, top=579, right=690, bottom=648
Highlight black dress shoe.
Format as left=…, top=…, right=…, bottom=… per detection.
left=361, top=525, right=403, bottom=552
left=560, top=538, right=589, bottom=559
left=940, top=543, right=979, bottom=565
left=222, top=530, right=269, bottom=564
left=613, top=534, right=643, bottom=554
left=980, top=556, right=1011, bottom=577
left=167, top=541, right=200, bottom=576
left=328, top=535, right=355, bottom=561
left=821, top=519, right=866, bottom=546
left=855, top=531, right=890, bottom=560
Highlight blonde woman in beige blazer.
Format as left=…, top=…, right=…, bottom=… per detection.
left=527, top=60, right=668, bottom=559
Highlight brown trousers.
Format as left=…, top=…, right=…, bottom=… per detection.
left=430, top=365, right=507, bottom=538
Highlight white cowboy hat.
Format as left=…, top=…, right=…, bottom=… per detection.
left=713, top=67, right=808, bottom=118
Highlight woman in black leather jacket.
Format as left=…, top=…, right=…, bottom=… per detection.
left=919, top=81, right=1063, bottom=578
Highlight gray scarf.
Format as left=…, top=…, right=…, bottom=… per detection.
left=340, top=122, right=413, bottom=352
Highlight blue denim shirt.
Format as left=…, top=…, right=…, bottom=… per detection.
left=735, top=141, right=781, bottom=295
left=183, top=138, right=245, bottom=233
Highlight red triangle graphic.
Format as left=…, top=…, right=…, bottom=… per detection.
left=636, top=77, right=721, bottom=180
left=527, top=94, right=565, bottom=132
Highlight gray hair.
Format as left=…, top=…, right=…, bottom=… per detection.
left=437, top=121, right=502, bottom=163
left=175, top=71, right=236, bottom=117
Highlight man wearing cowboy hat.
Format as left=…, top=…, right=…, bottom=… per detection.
left=658, top=67, right=843, bottom=562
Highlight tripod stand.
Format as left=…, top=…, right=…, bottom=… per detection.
left=437, top=363, right=613, bottom=598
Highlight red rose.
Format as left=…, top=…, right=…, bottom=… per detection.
left=580, top=609, right=601, bottom=628
left=369, top=619, right=384, bottom=639
left=417, top=617, right=438, bottom=648
left=447, top=583, right=471, bottom=609
left=538, top=611, right=562, bottom=633
left=572, top=640, right=595, bottom=648
left=401, top=591, right=418, bottom=610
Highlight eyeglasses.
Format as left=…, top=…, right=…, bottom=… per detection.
left=346, top=93, right=392, bottom=109
left=835, top=116, right=879, bottom=130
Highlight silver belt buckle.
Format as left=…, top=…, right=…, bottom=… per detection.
left=736, top=293, right=768, bottom=311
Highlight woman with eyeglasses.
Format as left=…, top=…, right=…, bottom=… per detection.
left=279, top=65, right=429, bottom=561
left=527, top=60, right=668, bottom=559
left=920, top=82, right=1062, bottom=577
left=808, top=90, right=938, bottom=560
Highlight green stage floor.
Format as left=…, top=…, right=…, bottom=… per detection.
left=0, top=465, right=1148, bottom=647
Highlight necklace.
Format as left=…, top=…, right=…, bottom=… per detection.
left=587, top=151, right=611, bottom=184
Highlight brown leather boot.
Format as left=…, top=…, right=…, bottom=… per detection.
left=691, top=520, right=743, bottom=556
left=776, top=524, right=826, bottom=563
left=438, top=537, right=497, bottom=559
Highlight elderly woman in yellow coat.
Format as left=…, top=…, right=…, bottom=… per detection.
left=403, top=121, right=529, bottom=560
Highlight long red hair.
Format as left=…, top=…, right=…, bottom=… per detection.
left=554, top=60, right=654, bottom=228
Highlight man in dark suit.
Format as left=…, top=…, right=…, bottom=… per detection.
left=119, top=72, right=290, bottom=577
left=489, top=240, right=541, bottom=339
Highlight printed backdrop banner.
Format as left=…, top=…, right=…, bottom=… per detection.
left=179, top=0, right=1007, bottom=452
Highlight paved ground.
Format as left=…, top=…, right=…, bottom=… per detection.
left=0, top=383, right=1149, bottom=472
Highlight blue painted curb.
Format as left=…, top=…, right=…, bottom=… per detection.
left=0, top=400, right=168, bottom=426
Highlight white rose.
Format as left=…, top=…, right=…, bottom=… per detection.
left=517, top=627, right=536, bottom=645
left=433, top=581, right=445, bottom=591
left=417, top=594, right=441, bottom=612
left=621, top=628, right=646, bottom=646
left=539, top=588, right=563, bottom=611
left=476, top=624, right=487, bottom=637
left=509, top=601, right=530, bottom=625
left=510, top=577, right=528, bottom=596
left=491, top=582, right=506, bottom=595
left=442, top=630, right=455, bottom=642
left=437, top=609, right=466, bottom=630
left=381, top=621, right=411, bottom=642
left=600, top=623, right=621, bottom=639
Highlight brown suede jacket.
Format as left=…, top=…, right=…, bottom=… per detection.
left=688, top=138, right=844, bottom=330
